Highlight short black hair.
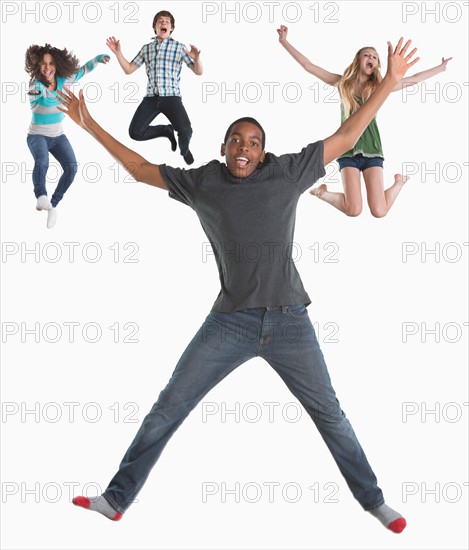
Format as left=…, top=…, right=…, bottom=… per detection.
left=224, top=117, right=266, bottom=149
left=153, top=10, right=175, bottom=34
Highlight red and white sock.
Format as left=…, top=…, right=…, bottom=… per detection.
left=369, top=503, right=406, bottom=533
left=72, top=495, right=123, bottom=521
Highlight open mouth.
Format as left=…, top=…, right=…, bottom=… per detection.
left=235, top=157, right=249, bottom=168
left=366, top=62, right=374, bottom=70
left=161, top=27, right=168, bottom=33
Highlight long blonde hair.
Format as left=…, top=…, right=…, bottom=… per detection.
left=338, top=47, right=382, bottom=119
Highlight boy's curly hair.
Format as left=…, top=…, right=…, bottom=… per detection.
left=25, top=44, right=80, bottom=87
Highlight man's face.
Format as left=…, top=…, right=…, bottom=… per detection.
left=154, top=16, right=173, bottom=40
left=221, top=122, right=266, bottom=179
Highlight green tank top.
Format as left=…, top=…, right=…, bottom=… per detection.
left=339, top=97, right=384, bottom=159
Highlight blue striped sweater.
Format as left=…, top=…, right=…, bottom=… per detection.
left=28, top=54, right=107, bottom=137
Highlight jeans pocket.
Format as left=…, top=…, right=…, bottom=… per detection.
left=286, top=304, right=307, bottom=320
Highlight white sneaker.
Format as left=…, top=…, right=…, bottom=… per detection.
left=47, top=207, right=57, bottom=229
left=36, top=195, right=52, bottom=211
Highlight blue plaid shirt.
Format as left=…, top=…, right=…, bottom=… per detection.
left=131, top=38, right=194, bottom=97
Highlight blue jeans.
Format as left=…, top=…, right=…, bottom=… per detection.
left=26, top=134, right=78, bottom=207
left=103, top=305, right=384, bottom=513
left=128, top=96, right=192, bottom=155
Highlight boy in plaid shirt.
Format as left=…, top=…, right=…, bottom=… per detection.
left=106, top=10, right=202, bottom=165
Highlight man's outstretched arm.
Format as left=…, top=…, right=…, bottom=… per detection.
left=57, top=87, right=166, bottom=190
left=323, top=38, right=419, bottom=166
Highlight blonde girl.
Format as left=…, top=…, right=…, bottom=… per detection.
left=277, top=25, right=451, bottom=217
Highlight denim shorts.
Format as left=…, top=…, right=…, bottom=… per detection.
left=337, top=154, right=384, bottom=172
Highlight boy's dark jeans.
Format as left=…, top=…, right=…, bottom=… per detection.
left=128, top=95, right=192, bottom=155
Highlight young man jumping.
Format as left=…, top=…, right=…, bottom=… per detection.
left=106, top=10, right=202, bottom=164
left=58, top=37, right=418, bottom=533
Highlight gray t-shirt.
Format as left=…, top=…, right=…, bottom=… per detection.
left=160, top=141, right=325, bottom=312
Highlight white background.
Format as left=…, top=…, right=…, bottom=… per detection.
left=1, top=1, right=468, bottom=549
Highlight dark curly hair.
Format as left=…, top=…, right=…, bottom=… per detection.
left=25, top=44, right=80, bottom=87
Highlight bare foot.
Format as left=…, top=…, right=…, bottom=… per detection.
left=394, top=174, right=409, bottom=185
left=310, top=183, right=327, bottom=198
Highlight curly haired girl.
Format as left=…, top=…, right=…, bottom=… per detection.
left=25, top=44, right=109, bottom=228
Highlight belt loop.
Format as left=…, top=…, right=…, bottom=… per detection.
left=281, top=305, right=288, bottom=314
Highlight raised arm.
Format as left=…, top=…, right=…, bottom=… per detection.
left=323, top=38, right=419, bottom=166
left=392, top=57, right=452, bottom=91
left=277, top=25, right=341, bottom=85
left=73, top=54, right=110, bottom=81
left=106, top=36, right=138, bottom=75
left=185, top=44, right=203, bottom=75
left=57, top=87, right=166, bottom=190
